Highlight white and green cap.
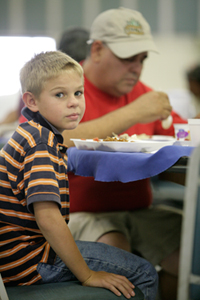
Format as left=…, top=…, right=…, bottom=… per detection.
left=88, top=7, right=159, bottom=58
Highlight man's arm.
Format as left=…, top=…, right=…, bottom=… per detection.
left=33, top=201, right=135, bottom=299
left=63, top=91, right=172, bottom=147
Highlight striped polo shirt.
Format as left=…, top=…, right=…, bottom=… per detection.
left=0, top=107, right=69, bottom=286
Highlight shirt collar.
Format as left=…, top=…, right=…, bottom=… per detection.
left=22, top=106, right=64, bottom=144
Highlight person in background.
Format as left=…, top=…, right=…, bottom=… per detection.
left=167, top=64, right=200, bottom=120
left=186, top=64, right=200, bottom=117
left=61, top=7, right=187, bottom=300
left=0, top=50, right=158, bottom=300
left=57, top=27, right=89, bottom=62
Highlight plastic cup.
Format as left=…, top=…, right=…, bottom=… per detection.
left=174, top=123, right=190, bottom=141
left=188, top=119, right=200, bottom=147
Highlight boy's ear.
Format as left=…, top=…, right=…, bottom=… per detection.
left=22, top=92, right=39, bottom=112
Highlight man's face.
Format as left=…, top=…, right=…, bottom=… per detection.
left=96, top=44, right=148, bottom=97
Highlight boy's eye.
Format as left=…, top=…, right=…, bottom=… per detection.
left=56, top=92, right=64, bottom=98
left=75, top=91, right=83, bottom=96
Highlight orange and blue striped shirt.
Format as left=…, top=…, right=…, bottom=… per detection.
left=0, top=108, right=69, bottom=286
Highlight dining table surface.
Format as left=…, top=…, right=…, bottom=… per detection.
left=67, top=144, right=194, bottom=183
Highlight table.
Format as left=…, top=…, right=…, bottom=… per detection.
left=67, top=145, right=194, bottom=183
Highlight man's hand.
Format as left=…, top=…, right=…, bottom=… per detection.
left=82, top=270, right=135, bottom=299
left=133, top=91, right=172, bottom=124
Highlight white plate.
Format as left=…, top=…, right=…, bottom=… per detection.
left=71, top=137, right=175, bottom=153
left=150, top=135, right=176, bottom=141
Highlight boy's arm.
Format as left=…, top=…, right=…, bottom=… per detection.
left=33, top=201, right=135, bottom=299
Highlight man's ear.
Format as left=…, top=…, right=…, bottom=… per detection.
left=91, top=41, right=104, bottom=62
left=22, top=92, right=39, bottom=112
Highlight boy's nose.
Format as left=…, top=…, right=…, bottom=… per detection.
left=68, top=96, right=79, bottom=107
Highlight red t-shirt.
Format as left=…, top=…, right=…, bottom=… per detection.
left=69, top=77, right=187, bottom=213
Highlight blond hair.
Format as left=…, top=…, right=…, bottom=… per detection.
left=20, top=51, right=83, bottom=98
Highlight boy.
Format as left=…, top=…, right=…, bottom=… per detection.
left=0, top=51, right=157, bottom=300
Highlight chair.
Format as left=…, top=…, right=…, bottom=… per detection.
left=151, top=175, right=184, bottom=213
left=0, top=274, right=144, bottom=300
left=0, top=274, right=8, bottom=300
left=177, top=144, right=200, bottom=300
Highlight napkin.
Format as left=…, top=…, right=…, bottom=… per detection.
left=67, top=145, right=194, bottom=183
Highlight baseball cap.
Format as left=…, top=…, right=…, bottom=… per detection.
left=88, top=7, right=158, bottom=58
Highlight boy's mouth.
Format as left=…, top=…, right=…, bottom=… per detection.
left=67, top=113, right=79, bottom=120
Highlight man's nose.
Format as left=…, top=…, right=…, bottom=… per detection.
left=129, top=61, right=143, bottom=73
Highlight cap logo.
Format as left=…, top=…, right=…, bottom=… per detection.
left=124, top=18, right=144, bottom=35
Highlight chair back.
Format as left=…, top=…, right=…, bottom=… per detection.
left=0, top=274, right=9, bottom=300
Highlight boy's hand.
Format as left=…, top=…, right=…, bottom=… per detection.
left=82, top=270, right=135, bottom=299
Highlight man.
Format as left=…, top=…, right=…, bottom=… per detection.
left=63, top=7, right=187, bottom=300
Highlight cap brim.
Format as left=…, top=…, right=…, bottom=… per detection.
left=107, top=39, right=159, bottom=58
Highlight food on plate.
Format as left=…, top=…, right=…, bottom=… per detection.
left=92, top=133, right=152, bottom=142
left=71, top=136, right=176, bottom=153
left=103, top=136, right=129, bottom=142
left=92, top=137, right=100, bottom=142
left=110, top=133, right=151, bottom=141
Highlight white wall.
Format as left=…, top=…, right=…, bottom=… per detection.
left=0, top=92, right=20, bottom=122
left=141, top=34, right=200, bottom=93
left=0, top=36, right=56, bottom=122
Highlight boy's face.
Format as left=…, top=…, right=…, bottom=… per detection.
left=34, top=70, right=85, bottom=133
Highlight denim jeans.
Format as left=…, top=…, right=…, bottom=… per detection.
left=37, top=240, right=158, bottom=300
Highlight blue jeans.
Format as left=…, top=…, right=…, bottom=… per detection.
left=37, top=241, right=158, bottom=300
